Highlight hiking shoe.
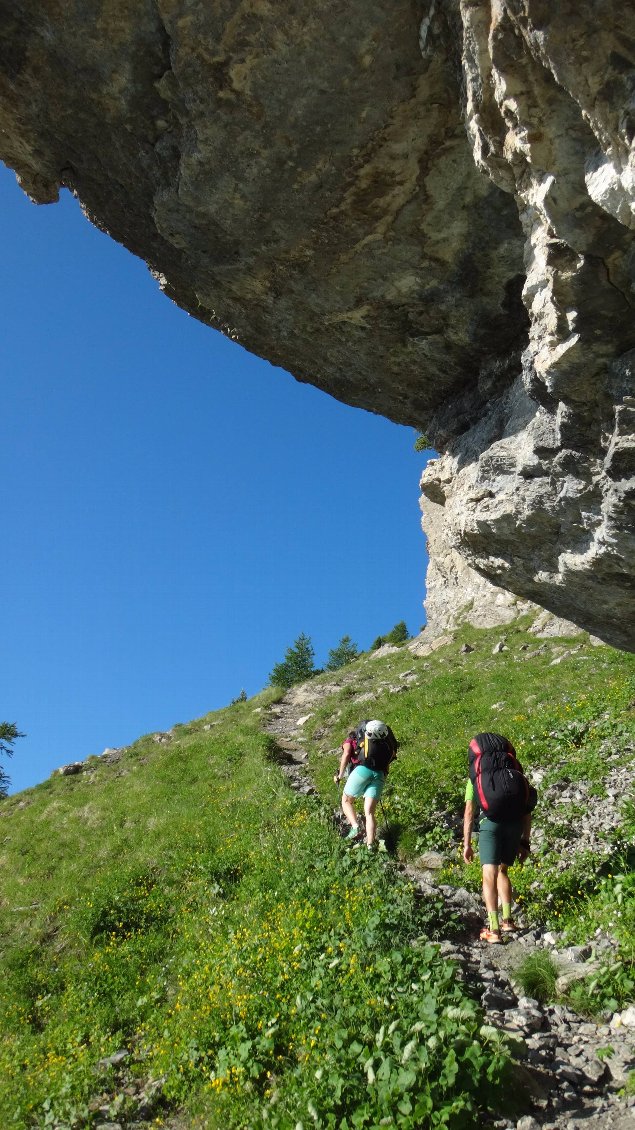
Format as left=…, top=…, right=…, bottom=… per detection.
left=500, top=919, right=516, bottom=933
left=345, top=827, right=361, bottom=841
left=479, top=927, right=502, bottom=944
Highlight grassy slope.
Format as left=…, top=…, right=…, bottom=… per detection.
left=309, top=618, right=635, bottom=955
left=1, top=620, right=633, bottom=1128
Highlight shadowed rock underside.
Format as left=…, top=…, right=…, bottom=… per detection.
left=0, top=1, right=633, bottom=646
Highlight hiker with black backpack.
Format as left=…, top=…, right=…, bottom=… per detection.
left=462, top=731, right=537, bottom=944
left=337, top=719, right=398, bottom=851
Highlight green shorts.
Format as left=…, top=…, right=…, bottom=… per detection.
left=478, top=817, right=523, bottom=866
left=343, top=765, right=386, bottom=800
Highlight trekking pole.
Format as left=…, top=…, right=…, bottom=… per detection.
left=333, top=772, right=344, bottom=831
left=379, top=797, right=389, bottom=835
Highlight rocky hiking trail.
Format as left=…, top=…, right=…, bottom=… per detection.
left=264, top=684, right=635, bottom=1130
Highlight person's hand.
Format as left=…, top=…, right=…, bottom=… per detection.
left=517, top=844, right=529, bottom=865
left=463, top=844, right=474, bottom=864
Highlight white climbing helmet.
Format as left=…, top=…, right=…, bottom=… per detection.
left=365, top=719, right=389, bottom=739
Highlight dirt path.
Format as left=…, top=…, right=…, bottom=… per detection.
left=264, top=687, right=635, bottom=1130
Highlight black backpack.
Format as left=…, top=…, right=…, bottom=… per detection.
left=468, top=732, right=537, bottom=822
left=355, top=720, right=399, bottom=774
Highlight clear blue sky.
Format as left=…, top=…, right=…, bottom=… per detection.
left=1, top=163, right=432, bottom=794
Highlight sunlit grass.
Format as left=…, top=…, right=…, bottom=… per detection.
left=1, top=624, right=633, bottom=1124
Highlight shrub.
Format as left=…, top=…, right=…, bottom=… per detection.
left=370, top=624, right=409, bottom=649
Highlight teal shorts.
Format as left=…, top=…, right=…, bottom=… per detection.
left=343, top=765, right=386, bottom=800
left=478, top=817, right=523, bottom=866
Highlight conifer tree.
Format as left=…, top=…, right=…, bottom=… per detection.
left=269, top=633, right=316, bottom=689
left=325, top=635, right=359, bottom=671
left=386, top=620, right=409, bottom=645
left=0, top=722, right=25, bottom=797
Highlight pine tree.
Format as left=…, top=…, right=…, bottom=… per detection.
left=269, top=633, right=316, bottom=689
left=325, top=635, right=359, bottom=672
left=0, top=722, right=25, bottom=797
left=386, top=620, right=409, bottom=645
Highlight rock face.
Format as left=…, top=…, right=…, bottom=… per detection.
left=419, top=2, right=635, bottom=653
left=420, top=455, right=596, bottom=641
left=0, top=3, right=633, bottom=647
left=421, top=474, right=537, bottom=636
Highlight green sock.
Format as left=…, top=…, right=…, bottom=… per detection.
left=502, top=903, right=511, bottom=921
left=488, top=910, right=500, bottom=932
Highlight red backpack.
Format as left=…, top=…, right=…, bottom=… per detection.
left=343, top=732, right=362, bottom=770
left=468, top=732, right=536, bottom=821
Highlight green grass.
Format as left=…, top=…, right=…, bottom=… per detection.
left=1, top=620, right=634, bottom=1124
left=307, top=618, right=635, bottom=850
left=305, top=620, right=635, bottom=1019
left=513, top=952, right=559, bottom=1003
left=0, top=689, right=512, bottom=1129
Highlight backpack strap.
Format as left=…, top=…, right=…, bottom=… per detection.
left=468, top=737, right=489, bottom=811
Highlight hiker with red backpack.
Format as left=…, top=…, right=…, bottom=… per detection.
left=336, top=719, right=398, bottom=851
left=462, top=731, right=537, bottom=944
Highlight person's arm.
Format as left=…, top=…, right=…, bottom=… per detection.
left=517, top=813, right=532, bottom=863
left=463, top=799, right=476, bottom=863
left=334, top=740, right=354, bottom=783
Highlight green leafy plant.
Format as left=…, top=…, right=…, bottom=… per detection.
left=568, top=953, right=635, bottom=1017
left=622, top=1070, right=635, bottom=1097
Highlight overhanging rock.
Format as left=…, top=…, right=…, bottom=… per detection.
left=0, top=2, right=633, bottom=648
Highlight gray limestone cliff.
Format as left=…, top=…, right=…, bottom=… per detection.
left=0, top=2, right=633, bottom=647
left=419, top=1, right=635, bottom=652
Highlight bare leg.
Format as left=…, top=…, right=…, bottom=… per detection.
left=341, top=792, right=359, bottom=831
left=482, top=864, right=500, bottom=914
left=364, top=796, right=378, bottom=845
left=497, top=864, right=512, bottom=910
